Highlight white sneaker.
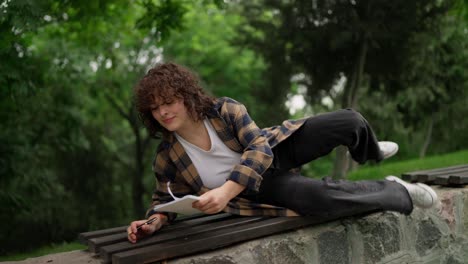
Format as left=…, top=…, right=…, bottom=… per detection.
left=385, top=175, right=438, bottom=209
left=379, top=141, right=399, bottom=160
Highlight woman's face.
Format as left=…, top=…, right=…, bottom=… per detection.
left=151, top=97, right=191, bottom=133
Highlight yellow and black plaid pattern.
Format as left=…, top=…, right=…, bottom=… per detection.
left=146, top=97, right=306, bottom=219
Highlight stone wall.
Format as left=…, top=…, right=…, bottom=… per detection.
left=170, top=187, right=468, bottom=264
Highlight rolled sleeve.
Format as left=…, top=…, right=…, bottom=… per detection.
left=229, top=164, right=263, bottom=192
left=146, top=149, right=191, bottom=222
left=145, top=191, right=178, bottom=222
left=221, top=98, right=273, bottom=192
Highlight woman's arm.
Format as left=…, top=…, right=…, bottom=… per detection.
left=220, top=98, right=274, bottom=192
left=193, top=180, right=245, bottom=214
left=193, top=98, right=271, bottom=214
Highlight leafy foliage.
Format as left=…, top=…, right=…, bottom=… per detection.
left=237, top=0, right=467, bottom=177
left=1, top=0, right=467, bottom=255
left=162, top=2, right=268, bottom=125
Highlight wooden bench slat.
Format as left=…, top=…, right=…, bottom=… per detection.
left=417, top=167, right=468, bottom=182
left=402, top=174, right=418, bottom=182
left=434, top=175, right=450, bottom=185
left=401, top=164, right=468, bottom=177
left=402, top=165, right=468, bottom=184
left=449, top=171, right=468, bottom=177
left=79, top=213, right=212, bottom=244
left=89, top=213, right=234, bottom=253
left=100, top=216, right=265, bottom=263
left=435, top=174, right=468, bottom=186
left=416, top=174, right=438, bottom=184
left=448, top=174, right=468, bottom=185
left=89, top=233, right=128, bottom=253
left=112, top=216, right=327, bottom=264
left=79, top=213, right=222, bottom=242
left=417, top=166, right=468, bottom=176
left=79, top=226, right=128, bottom=244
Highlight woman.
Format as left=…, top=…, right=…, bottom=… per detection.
left=127, top=62, right=438, bottom=243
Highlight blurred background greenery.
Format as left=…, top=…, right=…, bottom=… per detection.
left=1, top=0, right=467, bottom=258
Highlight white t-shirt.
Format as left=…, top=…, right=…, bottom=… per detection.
left=174, top=119, right=242, bottom=189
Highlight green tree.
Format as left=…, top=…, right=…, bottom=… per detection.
left=0, top=0, right=149, bottom=252
left=162, top=2, right=269, bottom=125
left=237, top=0, right=463, bottom=178
left=0, top=0, right=230, bottom=253
left=360, top=12, right=468, bottom=158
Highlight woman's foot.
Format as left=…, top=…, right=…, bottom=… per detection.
left=385, top=175, right=439, bottom=209
left=379, top=141, right=399, bottom=160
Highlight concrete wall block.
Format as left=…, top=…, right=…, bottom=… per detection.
left=355, top=212, right=401, bottom=264
left=185, top=256, right=238, bottom=264
left=463, top=189, right=468, bottom=237
left=416, top=253, right=445, bottom=264
left=169, top=241, right=258, bottom=264
left=453, top=191, right=464, bottom=236
left=415, top=218, right=443, bottom=256
left=398, top=213, right=416, bottom=251
left=249, top=232, right=319, bottom=264
left=375, top=250, right=417, bottom=264
left=343, top=219, right=364, bottom=264
left=317, top=227, right=349, bottom=264
left=444, top=256, right=465, bottom=264
left=439, top=239, right=468, bottom=264
left=251, top=239, right=306, bottom=264
left=438, top=190, right=463, bottom=234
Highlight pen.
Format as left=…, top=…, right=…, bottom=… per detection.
left=136, top=217, right=158, bottom=231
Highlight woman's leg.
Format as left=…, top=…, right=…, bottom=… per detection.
left=272, top=108, right=383, bottom=169
left=262, top=109, right=413, bottom=218
left=257, top=170, right=413, bottom=218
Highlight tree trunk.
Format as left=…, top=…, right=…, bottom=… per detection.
left=332, top=146, right=349, bottom=179
left=129, top=106, right=147, bottom=218
left=332, top=36, right=368, bottom=179
left=132, top=127, right=145, bottom=217
left=419, top=115, right=434, bottom=158
left=106, top=93, right=147, bottom=217
left=347, top=38, right=368, bottom=172
left=350, top=38, right=368, bottom=109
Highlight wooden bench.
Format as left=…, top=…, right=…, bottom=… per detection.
left=401, top=164, right=468, bottom=186
left=79, top=213, right=331, bottom=264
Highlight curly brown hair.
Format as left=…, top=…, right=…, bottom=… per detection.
left=134, top=62, right=215, bottom=138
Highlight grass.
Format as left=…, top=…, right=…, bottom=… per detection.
left=0, top=242, right=86, bottom=262
left=348, top=149, right=468, bottom=181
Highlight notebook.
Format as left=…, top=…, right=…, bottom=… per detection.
left=153, top=182, right=203, bottom=215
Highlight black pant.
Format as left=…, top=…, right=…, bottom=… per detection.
left=250, top=109, right=413, bottom=217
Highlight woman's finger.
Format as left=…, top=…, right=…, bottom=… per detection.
left=193, top=196, right=211, bottom=210
left=127, top=226, right=136, bottom=243
left=192, top=201, right=201, bottom=209
left=198, top=200, right=215, bottom=212
left=127, top=219, right=154, bottom=243
left=130, top=220, right=145, bottom=234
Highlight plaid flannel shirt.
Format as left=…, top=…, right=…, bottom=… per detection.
left=146, top=97, right=307, bottom=220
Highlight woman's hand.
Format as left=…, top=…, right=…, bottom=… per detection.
left=193, top=180, right=245, bottom=214
left=127, top=214, right=167, bottom=243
